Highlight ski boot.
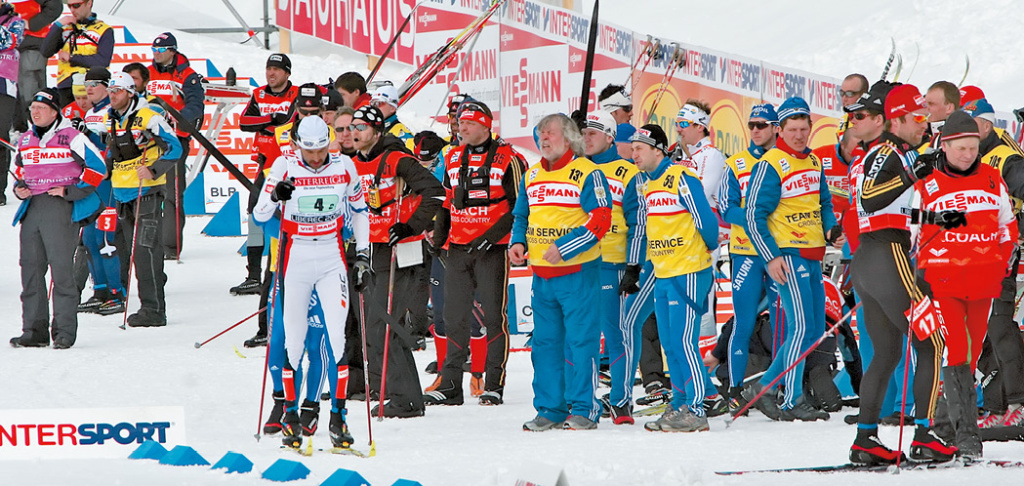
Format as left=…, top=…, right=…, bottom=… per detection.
left=281, top=410, right=302, bottom=449
left=909, top=426, right=957, bottom=463
left=329, top=410, right=355, bottom=448
left=850, top=428, right=905, bottom=465
left=263, top=391, right=285, bottom=435
left=299, top=399, right=320, bottom=436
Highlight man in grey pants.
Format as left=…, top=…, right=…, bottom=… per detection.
left=10, top=87, right=105, bottom=349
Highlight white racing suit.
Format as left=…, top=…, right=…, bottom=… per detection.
left=253, top=151, right=370, bottom=374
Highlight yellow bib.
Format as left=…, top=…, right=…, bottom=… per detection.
left=760, top=148, right=826, bottom=249
left=524, top=157, right=603, bottom=268
left=595, top=159, right=639, bottom=264
left=57, top=21, right=112, bottom=84
left=982, top=142, right=1024, bottom=214
left=109, top=108, right=168, bottom=191
left=644, top=165, right=712, bottom=278
left=723, top=152, right=756, bottom=256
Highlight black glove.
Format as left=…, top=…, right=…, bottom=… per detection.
left=910, top=150, right=937, bottom=181
left=388, top=222, right=415, bottom=246
left=413, top=130, right=447, bottom=162
left=271, top=178, right=295, bottom=202
left=924, top=210, right=968, bottom=230
left=618, top=264, right=642, bottom=296
left=826, top=225, right=843, bottom=245
left=569, top=109, right=587, bottom=132
left=350, top=252, right=372, bottom=293
left=71, top=118, right=88, bottom=134
left=466, top=235, right=494, bottom=253
left=270, top=112, right=291, bottom=125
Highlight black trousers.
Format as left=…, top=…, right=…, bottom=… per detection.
left=0, top=94, right=15, bottom=201
left=161, top=136, right=189, bottom=258
left=20, top=195, right=79, bottom=345
left=364, top=241, right=425, bottom=409
left=979, top=271, right=1024, bottom=412
left=852, top=237, right=943, bottom=426
left=439, top=244, right=510, bottom=394
left=639, top=313, right=669, bottom=388
left=118, top=193, right=167, bottom=315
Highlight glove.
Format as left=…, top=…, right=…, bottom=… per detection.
left=0, top=28, right=12, bottom=51
left=350, top=252, right=372, bottom=293
left=569, top=109, right=587, bottom=132
left=618, top=264, right=642, bottom=296
left=270, top=112, right=291, bottom=125
left=271, top=178, right=295, bottom=202
left=826, top=225, right=843, bottom=245
left=466, top=235, right=494, bottom=253
left=910, top=150, right=937, bottom=181
left=413, top=130, right=447, bottom=162
left=71, top=118, right=88, bottom=134
left=388, top=222, right=415, bottom=246
left=923, top=210, right=967, bottom=230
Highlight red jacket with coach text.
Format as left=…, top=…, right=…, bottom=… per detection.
left=916, top=160, right=1017, bottom=299
left=442, top=138, right=526, bottom=245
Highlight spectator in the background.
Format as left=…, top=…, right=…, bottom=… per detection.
left=323, top=88, right=342, bottom=125
left=370, top=83, right=414, bottom=151
left=41, top=0, right=113, bottom=106
left=60, top=72, right=89, bottom=121
left=122, top=62, right=149, bottom=96
left=332, top=106, right=356, bottom=158
left=10, top=87, right=105, bottom=349
left=334, top=71, right=369, bottom=109
left=10, top=0, right=61, bottom=130
left=147, top=32, right=204, bottom=260
left=598, top=84, right=635, bottom=159
left=1, top=1, right=26, bottom=206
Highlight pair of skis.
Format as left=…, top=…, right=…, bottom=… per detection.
left=718, top=459, right=1024, bottom=475
left=880, top=38, right=969, bottom=86
left=280, top=437, right=374, bottom=458
left=644, top=43, right=685, bottom=123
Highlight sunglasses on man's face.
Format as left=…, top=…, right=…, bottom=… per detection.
left=851, top=112, right=875, bottom=121
left=67, top=2, right=87, bottom=9
left=677, top=120, right=692, bottom=130
left=84, top=80, right=106, bottom=88
left=748, top=121, right=773, bottom=130
left=350, top=124, right=373, bottom=132
left=840, top=90, right=864, bottom=99
left=152, top=46, right=171, bottom=54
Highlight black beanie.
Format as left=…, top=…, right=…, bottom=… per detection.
left=631, top=123, right=669, bottom=154
left=266, top=53, right=291, bottom=74
left=940, top=110, right=980, bottom=142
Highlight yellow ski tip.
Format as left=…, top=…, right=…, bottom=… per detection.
left=233, top=346, right=247, bottom=358
left=368, top=440, right=376, bottom=457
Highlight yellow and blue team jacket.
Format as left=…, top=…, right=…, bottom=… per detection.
left=718, top=142, right=771, bottom=257
left=384, top=114, right=415, bottom=153
left=511, top=154, right=612, bottom=272
left=590, top=145, right=641, bottom=265
left=636, top=157, right=718, bottom=278
left=106, top=97, right=182, bottom=203
left=745, top=146, right=836, bottom=262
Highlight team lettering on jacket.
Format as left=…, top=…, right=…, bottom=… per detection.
left=781, top=169, right=821, bottom=197
left=527, top=182, right=581, bottom=205
left=19, top=147, right=73, bottom=165
left=926, top=190, right=1001, bottom=213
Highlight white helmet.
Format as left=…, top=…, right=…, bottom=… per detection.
left=295, top=115, right=331, bottom=150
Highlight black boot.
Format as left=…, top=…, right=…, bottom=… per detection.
left=263, top=391, right=285, bottom=434
left=944, top=365, right=982, bottom=460
left=329, top=409, right=355, bottom=448
left=281, top=408, right=302, bottom=449
left=850, top=427, right=905, bottom=465
left=299, top=399, right=320, bottom=436
left=909, top=425, right=958, bottom=463
left=741, top=382, right=782, bottom=421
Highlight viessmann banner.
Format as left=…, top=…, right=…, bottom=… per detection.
left=275, top=0, right=1022, bottom=157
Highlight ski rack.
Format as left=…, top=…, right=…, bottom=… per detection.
left=187, top=83, right=252, bottom=186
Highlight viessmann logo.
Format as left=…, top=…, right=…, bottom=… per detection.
left=0, top=406, right=186, bottom=460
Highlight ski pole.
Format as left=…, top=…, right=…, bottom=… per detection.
left=725, top=300, right=863, bottom=426
left=358, top=293, right=375, bottom=448
left=256, top=211, right=287, bottom=441
left=120, top=179, right=145, bottom=331
left=378, top=184, right=404, bottom=421
left=194, top=306, right=265, bottom=349
left=174, top=162, right=182, bottom=263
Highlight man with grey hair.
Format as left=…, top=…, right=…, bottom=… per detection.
left=511, top=113, right=612, bottom=431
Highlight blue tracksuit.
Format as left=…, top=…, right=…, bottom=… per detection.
left=745, top=151, right=836, bottom=410
left=640, top=158, right=719, bottom=414
left=717, top=143, right=779, bottom=388
left=511, top=164, right=610, bottom=423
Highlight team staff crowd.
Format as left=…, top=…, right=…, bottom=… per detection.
left=3, top=1, right=1024, bottom=464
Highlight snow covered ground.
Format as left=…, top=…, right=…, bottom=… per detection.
left=3, top=1, right=1024, bottom=484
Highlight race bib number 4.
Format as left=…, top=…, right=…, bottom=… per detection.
left=297, top=195, right=339, bottom=213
